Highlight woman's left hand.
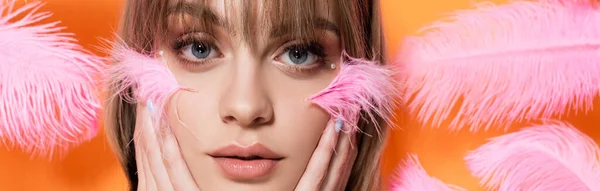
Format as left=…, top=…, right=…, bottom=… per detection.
left=295, top=119, right=359, bottom=191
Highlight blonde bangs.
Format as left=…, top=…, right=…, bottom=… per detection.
left=120, top=0, right=372, bottom=55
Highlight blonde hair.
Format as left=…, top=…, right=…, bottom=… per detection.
left=105, top=0, right=388, bottom=190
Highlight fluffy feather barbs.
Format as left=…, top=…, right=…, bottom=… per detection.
left=400, top=0, right=600, bottom=131
left=465, top=121, right=600, bottom=191
left=391, top=154, right=467, bottom=191
left=0, top=0, right=103, bottom=157
left=308, top=56, right=399, bottom=133
left=106, top=42, right=197, bottom=129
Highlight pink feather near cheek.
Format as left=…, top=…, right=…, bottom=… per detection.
left=0, top=0, right=103, bottom=157
left=108, top=44, right=193, bottom=127
left=308, top=56, right=399, bottom=133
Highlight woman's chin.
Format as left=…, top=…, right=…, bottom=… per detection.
left=198, top=179, right=296, bottom=191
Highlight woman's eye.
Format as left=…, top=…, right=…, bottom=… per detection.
left=180, top=42, right=219, bottom=61
left=279, top=47, right=318, bottom=66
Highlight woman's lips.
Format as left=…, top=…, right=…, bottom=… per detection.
left=208, top=143, right=284, bottom=180
left=212, top=157, right=279, bottom=180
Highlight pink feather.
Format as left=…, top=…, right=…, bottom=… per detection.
left=465, top=122, right=600, bottom=191
left=106, top=41, right=192, bottom=128
left=308, top=56, right=398, bottom=133
left=398, top=0, right=600, bottom=131
left=391, top=154, right=467, bottom=191
left=540, top=0, right=599, bottom=6
left=0, top=0, right=103, bottom=157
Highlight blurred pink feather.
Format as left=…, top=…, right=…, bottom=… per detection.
left=540, top=0, right=599, bottom=6
left=465, top=122, right=600, bottom=191
left=106, top=40, right=192, bottom=127
left=0, top=0, right=103, bottom=157
left=399, top=0, right=600, bottom=131
left=308, top=55, right=398, bottom=133
left=391, top=154, right=467, bottom=191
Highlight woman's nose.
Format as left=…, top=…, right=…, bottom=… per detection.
left=218, top=64, right=274, bottom=127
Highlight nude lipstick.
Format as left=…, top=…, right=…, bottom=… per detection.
left=208, top=143, right=284, bottom=180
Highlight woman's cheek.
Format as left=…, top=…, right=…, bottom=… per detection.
left=166, top=91, right=226, bottom=187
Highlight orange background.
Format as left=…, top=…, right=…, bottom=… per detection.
left=1, top=0, right=598, bottom=190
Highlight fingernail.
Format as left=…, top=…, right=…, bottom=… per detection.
left=335, top=119, right=343, bottom=132
left=146, top=100, right=155, bottom=115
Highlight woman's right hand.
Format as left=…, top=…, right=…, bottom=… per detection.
left=134, top=101, right=200, bottom=191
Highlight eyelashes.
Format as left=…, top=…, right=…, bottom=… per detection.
left=168, top=32, right=331, bottom=75
left=170, top=34, right=222, bottom=70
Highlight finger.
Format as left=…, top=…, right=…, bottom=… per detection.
left=321, top=125, right=359, bottom=191
left=137, top=102, right=174, bottom=191
left=134, top=134, right=149, bottom=191
left=159, top=125, right=200, bottom=190
left=295, top=119, right=341, bottom=191
left=338, top=132, right=359, bottom=189
left=141, top=144, right=158, bottom=191
left=134, top=120, right=156, bottom=191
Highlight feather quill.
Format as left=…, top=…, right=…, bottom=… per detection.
left=0, top=0, right=103, bottom=157
left=465, top=121, right=600, bottom=191
left=399, top=0, right=600, bottom=131
left=106, top=41, right=193, bottom=129
left=391, top=154, right=467, bottom=191
left=308, top=55, right=398, bottom=133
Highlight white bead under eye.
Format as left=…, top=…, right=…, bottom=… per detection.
left=158, top=50, right=167, bottom=63
left=330, top=63, right=336, bottom=70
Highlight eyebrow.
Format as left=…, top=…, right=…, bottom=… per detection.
left=167, top=3, right=340, bottom=38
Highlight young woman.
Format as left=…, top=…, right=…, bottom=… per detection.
left=105, top=0, right=388, bottom=190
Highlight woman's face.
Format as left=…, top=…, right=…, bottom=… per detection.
left=159, top=0, right=341, bottom=190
